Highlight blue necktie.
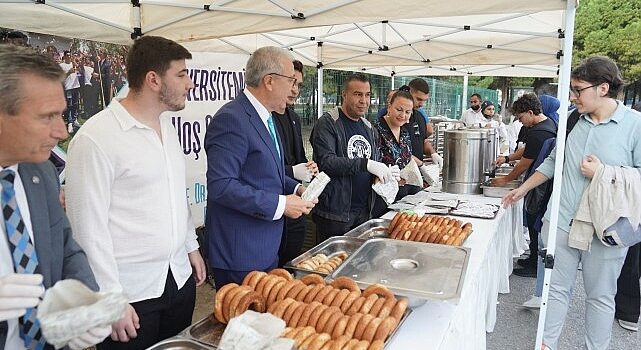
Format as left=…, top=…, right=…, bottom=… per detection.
left=1, top=169, right=46, bottom=350
left=267, top=116, right=281, bottom=159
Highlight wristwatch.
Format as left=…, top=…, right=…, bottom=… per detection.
left=504, top=155, right=510, bottom=163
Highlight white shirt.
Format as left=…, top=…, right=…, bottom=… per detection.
left=83, top=65, right=94, bottom=86
left=0, top=164, right=33, bottom=350
left=59, top=62, right=80, bottom=90
left=506, top=117, right=523, bottom=153
left=65, top=99, right=199, bottom=303
left=244, top=89, right=299, bottom=220
left=460, top=108, right=484, bottom=126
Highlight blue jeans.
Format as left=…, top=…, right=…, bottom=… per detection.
left=64, top=88, right=80, bottom=124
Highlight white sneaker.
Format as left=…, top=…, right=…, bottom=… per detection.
left=618, top=319, right=638, bottom=332
left=67, top=123, right=74, bottom=133
left=522, top=296, right=541, bottom=310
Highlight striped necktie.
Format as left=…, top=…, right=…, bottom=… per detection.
left=1, top=169, right=46, bottom=350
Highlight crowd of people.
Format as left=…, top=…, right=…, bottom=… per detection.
left=1, top=30, right=127, bottom=133
left=0, top=31, right=640, bottom=350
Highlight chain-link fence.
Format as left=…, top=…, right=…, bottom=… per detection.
left=291, top=69, right=498, bottom=158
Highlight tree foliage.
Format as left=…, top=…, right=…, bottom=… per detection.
left=574, top=0, right=641, bottom=80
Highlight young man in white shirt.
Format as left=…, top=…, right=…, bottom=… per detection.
left=59, top=51, right=81, bottom=133
left=65, top=36, right=206, bottom=349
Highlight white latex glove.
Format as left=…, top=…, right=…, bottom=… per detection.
left=292, top=163, right=313, bottom=182
left=68, top=324, right=112, bottom=350
left=431, top=153, right=443, bottom=169
left=366, top=160, right=393, bottom=184
left=419, top=165, right=436, bottom=186
left=0, top=273, right=44, bottom=321
left=390, top=165, right=401, bottom=182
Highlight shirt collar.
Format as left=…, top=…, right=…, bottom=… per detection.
left=109, top=98, right=151, bottom=131
left=582, top=101, right=626, bottom=124
left=244, top=89, right=271, bottom=124
left=0, top=164, right=19, bottom=173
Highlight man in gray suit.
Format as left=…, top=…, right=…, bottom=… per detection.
left=0, top=45, right=111, bottom=349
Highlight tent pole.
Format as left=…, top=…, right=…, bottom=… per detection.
left=535, top=1, right=576, bottom=349
left=317, top=42, right=324, bottom=119
left=462, top=74, right=469, bottom=113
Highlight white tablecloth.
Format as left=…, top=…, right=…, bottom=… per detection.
left=386, top=194, right=526, bottom=350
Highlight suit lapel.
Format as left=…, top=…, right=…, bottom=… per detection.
left=18, top=164, right=53, bottom=288
left=240, top=94, right=284, bottom=180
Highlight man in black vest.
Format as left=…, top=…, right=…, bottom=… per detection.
left=272, top=60, right=318, bottom=266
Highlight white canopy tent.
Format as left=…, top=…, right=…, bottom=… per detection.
left=0, top=0, right=567, bottom=46
left=182, top=12, right=564, bottom=78
left=1, top=1, right=570, bottom=115
left=2, top=2, right=579, bottom=349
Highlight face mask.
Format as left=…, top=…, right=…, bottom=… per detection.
left=471, top=104, right=480, bottom=111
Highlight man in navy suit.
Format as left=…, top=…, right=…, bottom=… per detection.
left=0, top=45, right=111, bottom=350
left=97, top=48, right=112, bottom=107
left=205, top=46, right=316, bottom=287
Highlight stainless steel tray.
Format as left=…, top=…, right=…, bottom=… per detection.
left=449, top=201, right=500, bottom=219
left=183, top=309, right=411, bottom=349
left=285, top=236, right=366, bottom=277
left=329, top=238, right=470, bottom=302
left=480, top=179, right=520, bottom=198
left=182, top=314, right=224, bottom=348
left=344, top=218, right=390, bottom=239
left=381, top=307, right=411, bottom=346
left=147, top=337, right=214, bottom=350
left=494, top=166, right=514, bottom=176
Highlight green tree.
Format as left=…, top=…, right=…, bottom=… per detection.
left=574, top=0, right=641, bottom=80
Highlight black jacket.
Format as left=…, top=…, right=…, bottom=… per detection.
left=404, top=109, right=427, bottom=160
left=272, top=107, right=308, bottom=179
left=310, top=107, right=380, bottom=222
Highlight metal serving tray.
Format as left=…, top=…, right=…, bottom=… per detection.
left=183, top=309, right=412, bottom=349
left=380, top=307, right=411, bottom=347
left=285, top=236, right=366, bottom=277
left=449, top=201, right=500, bottom=219
left=480, top=180, right=520, bottom=198
left=330, top=238, right=470, bottom=302
left=182, top=314, right=224, bottom=348
left=344, top=218, right=391, bottom=239
left=147, top=337, right=214, bottom=350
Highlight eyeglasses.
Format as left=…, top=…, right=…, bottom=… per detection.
left=515, top=111, right=530, bottom=120
left=570, top=84, right=599, bottom=97
left=269, top=72, right=298, bottom=88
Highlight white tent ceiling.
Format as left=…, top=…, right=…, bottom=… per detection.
left=181, top=11, right=566, bottom=77
left=1, top=0, right=569, bottom=77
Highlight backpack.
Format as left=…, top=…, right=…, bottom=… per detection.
left=566, top=108, right=581, bottom=138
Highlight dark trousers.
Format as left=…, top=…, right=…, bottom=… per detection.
left=278, top=215, right=307, bottom=266
left=80, top=84, right=99, bottom=118
left=615, top=242, right=641, bottom=323
left=101, top=80, right=112, bottom=107
left=312, top=207, right=369, bottom=245
left=212, top=259, right=278, bottom=289
left=63, top=88, right=80, bottom=124
left=97, top=269, right=196, bottom=350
